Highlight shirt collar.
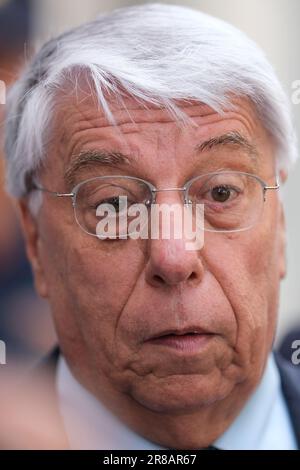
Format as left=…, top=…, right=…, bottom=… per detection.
left=56, top=356, right=163, bottom=450
left=214, top=353, right=297, bottom=450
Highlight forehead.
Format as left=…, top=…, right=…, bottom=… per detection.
left=49, top=91, right=275, bottom=183
left=56, top=91, right=259, bottom=129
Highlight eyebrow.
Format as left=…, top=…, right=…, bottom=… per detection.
left=65, top=131, right=258, bottom=187
left=65, top=149, right=132, bottom=188
left=195, top=131, right=259, bottom=162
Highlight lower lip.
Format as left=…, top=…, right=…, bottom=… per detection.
left=147, top=333, right=213, bottom=353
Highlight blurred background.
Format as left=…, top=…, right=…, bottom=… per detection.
left=0, top=0, right=299, bottom=370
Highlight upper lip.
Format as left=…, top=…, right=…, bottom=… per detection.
left=146, top=326, right=212, bottom=341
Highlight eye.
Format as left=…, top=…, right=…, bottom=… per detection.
left=198, top=184, right=242, bottom=205
left=210, top=185, right=235, bottom=203
left=94, top=196, right=130, bottom=213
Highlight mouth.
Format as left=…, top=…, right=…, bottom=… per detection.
left=145, top=327, right=214, bottom=353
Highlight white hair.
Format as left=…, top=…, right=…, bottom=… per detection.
left=4, top=2, right=298, bottom=200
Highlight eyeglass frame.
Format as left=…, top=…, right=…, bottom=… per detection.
left=31, top=170, right=280, bottom=234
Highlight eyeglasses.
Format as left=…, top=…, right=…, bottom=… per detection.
left=32, top=171, right=279, bottom=237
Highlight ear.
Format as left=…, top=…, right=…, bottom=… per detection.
left=17, top=200, right=49, bottom=298
left=278, top=201, right=286, bottom=280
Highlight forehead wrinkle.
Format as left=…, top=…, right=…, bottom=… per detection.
left=64, top=149, right=135, bottom=188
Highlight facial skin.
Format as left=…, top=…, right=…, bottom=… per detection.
left=19, top=90, right=286, bottom=449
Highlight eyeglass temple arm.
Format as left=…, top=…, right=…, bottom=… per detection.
left=55, top=192, right=74, bottom=198
left=264, top=182, right=280, bottom=191
left=264, top=173, right=280, bottom=190
left=31, top=183, right=74, bottom=198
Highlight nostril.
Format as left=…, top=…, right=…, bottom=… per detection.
left=152, top=274, right=166, bottom=285
left=189, top=271, right=198, bottom=281
left=151, top=270, right=198, bottom=286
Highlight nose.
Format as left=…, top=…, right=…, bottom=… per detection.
left=144, top=192, right=205, bottom=288
left=145, top=237, right=205, bottom=288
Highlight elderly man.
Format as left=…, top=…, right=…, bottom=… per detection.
left=3, top=3, right=300, bottom=450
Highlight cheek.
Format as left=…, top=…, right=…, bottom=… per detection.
left=204, top=224, right=280, bottom=369
left=39, top=206, right=147, bottom=364
left=53, top=239, right=146, bottom=359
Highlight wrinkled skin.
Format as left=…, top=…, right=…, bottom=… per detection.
left=19, top=93, right=286, bottom=449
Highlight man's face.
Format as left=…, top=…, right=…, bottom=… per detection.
left=25, top=94, right=285, bottom=417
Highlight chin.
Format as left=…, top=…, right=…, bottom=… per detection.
left=130, top=373, right=233, bottom=413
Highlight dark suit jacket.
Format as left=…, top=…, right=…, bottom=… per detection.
left=32, top=348, right=300, bottom=449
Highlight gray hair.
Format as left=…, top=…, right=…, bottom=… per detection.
left=4, top=3, right=298, bottom=200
